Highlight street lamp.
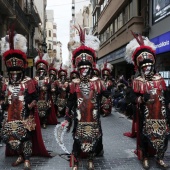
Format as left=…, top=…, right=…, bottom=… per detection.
left=42, top=42, right=47, bottom=53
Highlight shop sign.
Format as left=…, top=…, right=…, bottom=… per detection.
left=150, top=31, right=170, bottom=54
left=27, top=59, right=33, bottom=67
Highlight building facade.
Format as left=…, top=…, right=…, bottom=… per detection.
left=91, top=0, right=149, bottom=79
left=46, top=10, right=62, bottom=67
left=0, top=0, right=46, bottom=78
left=149, top=0, right=170, bottom=86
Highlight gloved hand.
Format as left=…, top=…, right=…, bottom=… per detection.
left=61, top=119, right=72, bottom=133
left=143, top=93, right=150, bottom=102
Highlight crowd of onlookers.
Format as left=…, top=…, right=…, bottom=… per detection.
left=111, top=75, right=136, bottom=119
left=111, top=74, right=170, bottom=121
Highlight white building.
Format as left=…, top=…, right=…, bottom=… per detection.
left=46, top=10, right=62, bottom=66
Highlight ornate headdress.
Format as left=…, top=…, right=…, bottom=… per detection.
left=125, top=31, right=156, bottom=70
left=101, top=61, right=113, bottom=76
left=70, top=25, right=100, bottom=68
left=48, top=57, right=58, bottom=76
left=70, top=66, right=79, bottom=80
left=93, top=64, right=101, bottom=77
left=58, top=63, right=68, bottom=78
left=0, top=28, right=28, bottom=72
left=34, top=50, right=49, bottom=72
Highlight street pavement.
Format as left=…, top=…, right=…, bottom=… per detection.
left=0, top=109, right=170, bottom=170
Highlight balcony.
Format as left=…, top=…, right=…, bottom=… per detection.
left=0, top=0, right=29, bottom=34
left=24, top=2, right=41, bottom=27
left=98, top=17, right=144, bottom=58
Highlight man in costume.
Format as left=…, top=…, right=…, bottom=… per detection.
left=69, top=67, right=80, bottom=81
left=34, top=51, right=58, bottom=128
left=59, top=26, right=110, bottom=170
left=0, top=31, right=52, bottom=170
left=54, top=64, right=69, bottom=118
left=100, top=62, right=113, bottom=117
left=47, top=56, right=59, bottom=124
left=125, top=31, right=169, bottom=169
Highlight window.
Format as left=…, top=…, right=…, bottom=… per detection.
left=110, top=24, right=113, bottom=36
left=106, top=27, right=110, bottom=40
left=53, top=33, right=56, bottom=37
left=49, top=30, right=51, bottom=37
left=129, top=2, right=133, bottom=19
left=53, top=25, right=56, bottom=29
left=118, top=13, right=123, bottom=29
left=114, top=18, right=118, bottom=32
left=49, top=44, right=51, bottom=49
left=124, top=5, right=129, bottom=24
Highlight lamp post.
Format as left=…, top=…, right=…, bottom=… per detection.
left=42, top=41, right=47, bottom=53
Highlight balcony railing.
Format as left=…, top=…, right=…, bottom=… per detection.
left=14, top=1, right=29, bottom=27
left=24, top=2, right=41, bottom=26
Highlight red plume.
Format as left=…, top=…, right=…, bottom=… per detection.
left=8, top=24, right=15, bottom=50
left=36, top=49, right=43, bottom=60
left=74, top=24, right=85, bottom=44
left=131, top=30, right=144, bottom=46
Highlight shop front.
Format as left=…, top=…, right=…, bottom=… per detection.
left=151, top=31, right=170, bottom=86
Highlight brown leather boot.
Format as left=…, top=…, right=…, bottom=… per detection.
left=42, top=123, right=47, bottom=129
left=156, top=159, right=169, bottom=169
left=24, top=160, right=31, bottom=170
left=12, top=155, right=24, bottom=167
left=88, top=159, right=94, bottom=170
left=142, top=158, right=150, bottom=169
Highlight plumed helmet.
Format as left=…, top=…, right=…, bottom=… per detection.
left=93, top=64, right=101, bottom=77
left=58, top=63, right=68, bottom=78
left=125, top=31, right=156, bottom=70
left=0, top=28, right=28, bottom=72
left=48, top=57, right=58, bottom=76
left=70, top=66, right=79, bottom=79
left=101, top=61, right=113, bottom=76
left=34, top=51, right=49, bottom=72
left=71, top=25, right=100, bottom=69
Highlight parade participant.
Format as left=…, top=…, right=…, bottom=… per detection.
left=100, top=62, right=113, bottom=117
left=34, top=51, right=50, bottom=129
left=70, top=67, right=80, bottom=81
left=92, top=64, right=101, bottom=78
left=0, top=31, right=52, bottom=170
left=57, top=26, right=110, bottom=170
left=125, top=31, right=169, bottom=169
left=55, top=64, right=69, bottom=118
left=47, top=56, right=58, bottom=125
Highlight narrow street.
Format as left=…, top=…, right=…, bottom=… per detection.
left=0, top=109, right=170, bottom=170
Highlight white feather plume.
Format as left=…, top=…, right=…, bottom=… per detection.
left=13, top=34, right=27, bottom=53
left=125, top=36, right=156, bottom=64
left=68, top=31, right=100, bottom=52
left=101, top=62, right=113, bottom=72
left=0, top=36, right=10, bottom=55
left=85, top=33, right=100, bottom=51
left=0, top=34, right=27, bottom=55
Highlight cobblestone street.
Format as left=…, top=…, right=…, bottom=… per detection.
left=0, top=110, right=170, bottom=170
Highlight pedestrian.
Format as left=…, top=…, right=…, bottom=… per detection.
left=0, top=30, right=52, bottom=170
left=124, top=31, right=169, bottom=169
left=58, top=26, right=110, bottom=170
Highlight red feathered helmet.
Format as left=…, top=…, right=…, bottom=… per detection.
left=101, top=61, right=113, bottom=76
left=58, top=64, right=67, bottom=79
left=72, top=26, right=100, bottom=69
left=70, top=67, right=79, bottom=79
left=1, top=29, right=28, bottom=72
left=125, top=31, right=156, bottom=70
left=48, top=58, right=58, bottom=76
left=34, top=51, right=49, bottom=72
left=93, top=64, right=101, bottom=77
